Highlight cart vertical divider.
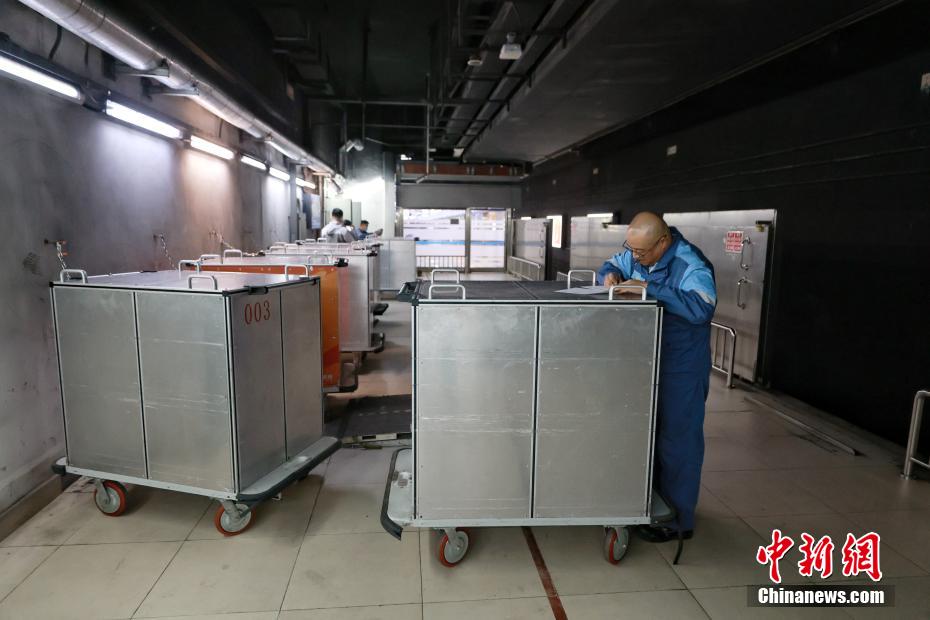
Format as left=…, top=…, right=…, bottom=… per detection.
left=132, top=292, right=150, bottom=479
left=530, top=305, right=541, bottom=518
left=278, top=289, right=288, bottom=457
left=225, top=295, right=240, bottom=493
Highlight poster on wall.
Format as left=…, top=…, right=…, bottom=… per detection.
left=403, top=209, right=467, bottom=257
left=470, top=209, right=507, bottom=269
left=307, top=194, right=322, bottom=230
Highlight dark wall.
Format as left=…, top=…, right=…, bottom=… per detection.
left=518, top=2, right=930, bottom=452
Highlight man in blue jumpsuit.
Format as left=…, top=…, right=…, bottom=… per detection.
left=598, top=212, right=716, bottom=541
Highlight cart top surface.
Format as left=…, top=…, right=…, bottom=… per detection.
left=199, top=256, right=346, bottom=268
left=54, top=270, right=319, bottom=293
left=411, top=280, right=659, bottom=304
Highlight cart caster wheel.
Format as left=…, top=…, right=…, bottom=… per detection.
left=438, top=529, right=470, bottom=567
left=604, top=527, right=630, bottom=565
left=94, top=481, right=128, bottom=516
left=214, top=504, right=253, bottom=536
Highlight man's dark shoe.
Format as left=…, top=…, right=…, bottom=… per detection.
left=633, top=524, right=694, bottom=543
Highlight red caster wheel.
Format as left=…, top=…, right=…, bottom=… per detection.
left=604, top=527, right=630, bottom=565
left=438, top=529, right=470, bottom=567
left=94, top=481, right=128, bottom=516
left=214, top=503, right=254, bottom=536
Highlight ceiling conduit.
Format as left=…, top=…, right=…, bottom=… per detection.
left=17, top=0, right=334, bottom=174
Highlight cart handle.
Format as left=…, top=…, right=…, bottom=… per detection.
left=178, top=259, right=202, bottom=274
left=187, top=274, right=218, bottom=290
left=269, top=242, right=287, bottom=249
left=608, top=284, right=647, bottom=301
left=428, top=284, right=466, bottom=300
left=199, top=253, right=221, bottom=263
left=284, top=243, right=300, bottom=254
left=59, top=269, right=87, bottom=283
left=430, top=269, right=461, bottom=283
left=223, top=249, right=243, bottom=259
left=288, top=265, right=311, bottom=279
left=305, top=254, right=335, bottom=265
left=567, top=269, right=596, bottom=288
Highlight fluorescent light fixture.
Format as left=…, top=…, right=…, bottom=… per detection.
left=520, top=216, right=532, bottom=220
left=296, top=178, right=316, bottom=189
left=0, top=54, right=82, bottom=102
left=105, top=99, right=183, bottom=139
left=499, top=32, right=523, bottom=60
left=268, top=166, right=290, bottom=182
left=547, top=215, right=563, bottom=249
left=240, top=154, right=267, bottom=171
left=399, top=154, right=412, bottom=161
left=190, top=135, right=234, bottom=160
left=587, top=213, right=613, bottom=218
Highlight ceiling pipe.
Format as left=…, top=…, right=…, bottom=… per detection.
left=17, top=0, right=334, bottom=174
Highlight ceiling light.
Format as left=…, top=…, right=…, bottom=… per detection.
left=240, top=154, right=267, bottom=171
left=399, top=154, right=412, bottom=161
left=190, top=135, right=234, bottom=160
left=520, top=217, right=532, bottom=220
left=269, top=166, right=290, bottom=182
left=499, top=32, right=522, bottom=60
left=105, top=99, right=183, bottom=139
left=587, top=213, right=613, bottom=218
left=467, top=54, right=483, bottom=67
left=0, top=54, right=82, bottom=102
left=296, top=178, right=316, bottom=189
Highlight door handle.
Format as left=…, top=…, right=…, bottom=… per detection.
left=739, top=237, right=753, bottom=270
left=736, top=277, right=748, bottom=309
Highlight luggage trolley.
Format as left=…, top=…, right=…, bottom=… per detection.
left=381, top=275, right=679, bottom=566
left=50, top=269, right=340, bottom=534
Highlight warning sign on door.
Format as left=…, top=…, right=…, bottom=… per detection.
left=725, top=230, right=744, bottom=254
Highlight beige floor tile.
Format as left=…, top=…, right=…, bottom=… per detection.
left=0, top=491, right=96, bottom=547
left=188, top=476, right=323, bottom=541
left=702, top=470, right=835, bottom=517
left=696, top=486, right=737, bottom=519
left=424, top=597, right=552, bottom=619
left=66, top=486, right=211, bottom=544
left=282, top=532, right=420, bottom=610
left=743, top=513, right=926, bottom=582
left=135, top=537, right=301, bottom=617
left=656, top=517, right=786, bottom=588
left=690, top=586, right=852, bottom=619
left=703, top=411, right=798, bottom=442
left=324, top=448, right=396, bottom=487
left=702, top=437, right=772, bottom=472
left=560, top=590, right=708, bottom=619
left=281, top=605, right=421, bottom=620
left=0, top=546, right=56, bottom=601
left=0, top=542, right=179, bottom=620
left=845, top=575, right=930, bottom=619
left=420, top=528, right=545, bottom=603
left=793, top=468, right=930, bottom=513
left=755, top=436, right=872, bottom=470
left=307, top=484, right=384, bottom=535
left=531, top=526, right=684, bottom=595
left=846, top=510, right=930, bottom=574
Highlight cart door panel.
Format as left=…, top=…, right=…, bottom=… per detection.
left=280, top=282, right=323, bottom=457
left=53, top=287, right=146, bottom=477
left=415, top=305, right=536, bottom=520
left=136, top=292, right=233, bottom=492
left=534, top=306, right=659, bottom=518
left=230, top=291, right=287, bottom=489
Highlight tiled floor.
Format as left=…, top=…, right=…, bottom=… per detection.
left=2, top=291, right=929, bottom=618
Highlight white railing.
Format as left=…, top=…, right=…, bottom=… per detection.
left=507, top=256, right=543, bottom=281
left=903, top=390, right=930, bottom=479
left=710, top=321, right=737, bottom=388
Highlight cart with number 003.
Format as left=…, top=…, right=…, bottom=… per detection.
left=381, top=272, right=678, bottom=566
left=50, top=269, right=340, bottom=534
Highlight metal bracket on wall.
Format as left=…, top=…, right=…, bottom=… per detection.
left=113, top=59, right=170, bottom=78
left=144, top=82, right=199, bottom=97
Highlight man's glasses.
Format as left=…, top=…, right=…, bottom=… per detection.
left=623, top=234, right=666, bottom=257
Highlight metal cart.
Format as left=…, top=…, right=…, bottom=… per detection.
left=268, top=244, right=384, bottom=354
left=51, top=269, right=340, bottom=534
left=381, top=275, right=677, bottom=566
left=191, top=252, right=355, bottom=393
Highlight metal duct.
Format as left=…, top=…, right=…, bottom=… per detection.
left=17, top=0, right=334, bottom=173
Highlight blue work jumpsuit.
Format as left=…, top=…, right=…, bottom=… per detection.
left=597, top=227, right=716, bottom=531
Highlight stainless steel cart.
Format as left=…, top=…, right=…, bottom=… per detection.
left=381, top=276, right=675, bottom=565
left=51, top=269, right=340, bottom=534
